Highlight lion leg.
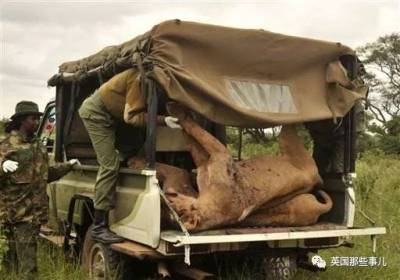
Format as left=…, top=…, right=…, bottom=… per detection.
left=167, top=102, right=228, bottom=155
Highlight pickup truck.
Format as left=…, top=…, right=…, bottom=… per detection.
left=39, top=20, right=386, bottom=280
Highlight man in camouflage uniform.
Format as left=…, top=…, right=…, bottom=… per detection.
left=0, top=101, right=77, bottom=279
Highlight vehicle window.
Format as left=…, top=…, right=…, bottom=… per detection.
left=226, top=79, right=298, bottom=114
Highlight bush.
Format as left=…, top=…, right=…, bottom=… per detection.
left=355, top=151, right=400, bottom=200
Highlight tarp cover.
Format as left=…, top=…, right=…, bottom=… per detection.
left=54, top=31, right=149, bottom=80
left=50, top=20, right=367, bottom=127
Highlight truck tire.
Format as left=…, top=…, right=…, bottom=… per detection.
left=264, top=254, right=297, bottom=280
left=81, top=225, right=123, bottom=279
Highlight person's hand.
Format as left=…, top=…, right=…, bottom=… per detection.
left=2, top=160, right=19, bottom=173
left=164, top=116, right=182, bottom=129
left=68, top=159, right=81, bottom=167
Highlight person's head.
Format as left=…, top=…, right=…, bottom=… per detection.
left=5, top=101, right=43, bottom=136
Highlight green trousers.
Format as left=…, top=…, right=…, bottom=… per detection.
left=1, top=222, right=39, bottom=280
left=79, top=91, right=120, bottom=211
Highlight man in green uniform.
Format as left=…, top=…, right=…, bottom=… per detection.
left=79, top=68, right=182, bottom=244
left=0, top=101, right=78, bottom=279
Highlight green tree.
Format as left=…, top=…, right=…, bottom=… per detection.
left=357, top=33, right=400, bottom=154
left=357, top=33, right=400, bottom=123
left=368, top=116, right=400, bottom=154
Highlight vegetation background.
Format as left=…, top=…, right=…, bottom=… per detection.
left=0, top=33, right=399, bottom=279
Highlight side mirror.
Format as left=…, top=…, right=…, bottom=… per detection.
left=41, top=136, right=55, bottom=152
left=42, top=136, right=49, bottom=146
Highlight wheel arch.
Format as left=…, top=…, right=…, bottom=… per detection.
left=63, top=193, right=95, bottom=256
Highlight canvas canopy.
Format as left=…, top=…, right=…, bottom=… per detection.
left=49, top=20, right=367, bottom=127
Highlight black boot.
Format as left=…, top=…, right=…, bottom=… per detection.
left=92, top=209, right=124, bottom=244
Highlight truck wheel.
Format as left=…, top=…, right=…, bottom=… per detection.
left=264, top=254, right=297, bottom=280
left=82, top=226, right=122, bottom=279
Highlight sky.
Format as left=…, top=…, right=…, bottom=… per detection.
left=0, top=0, right=399, bottom=118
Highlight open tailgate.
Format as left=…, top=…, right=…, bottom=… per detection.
left=161, top=224, right=386, bottom=246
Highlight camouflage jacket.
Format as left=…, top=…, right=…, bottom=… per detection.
left=0, top=130, right=72, bottom=225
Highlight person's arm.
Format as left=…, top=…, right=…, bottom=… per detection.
left=47, top=158, right=79, bottom=183
left=0, top=141, right=18, bottom=178
left=126, top=106, right=181, bottom=128
left=123, top=73, right=181, bottom=128
left=47, top=163, right=72, bottom=183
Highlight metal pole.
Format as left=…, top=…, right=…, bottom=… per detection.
left=55, top=85, right=64, bottom=162
left=342, top=55, right=357, bottom=174
left=144, top=78, right=158, bottom=169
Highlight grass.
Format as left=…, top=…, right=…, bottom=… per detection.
left=0, top=240, right=86, bottom=280
left=0, top=152, right=399, bottom=279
